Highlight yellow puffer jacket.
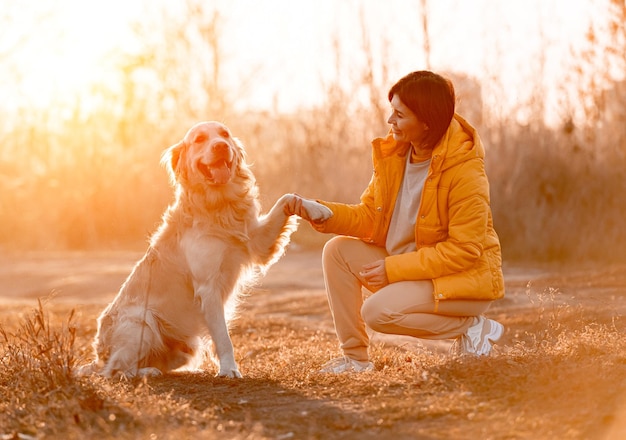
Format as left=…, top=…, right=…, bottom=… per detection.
left=315, top=114, right=505, bottom=303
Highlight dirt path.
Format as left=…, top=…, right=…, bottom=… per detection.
left=2, top=247, right=624, bottom=311
left=2, top=247, right=625, bottom=352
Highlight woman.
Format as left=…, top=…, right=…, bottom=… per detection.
left=286, top=70, right=505, bottom=373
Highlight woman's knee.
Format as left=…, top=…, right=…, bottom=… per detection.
left=322, top=236, right=346, bottom=264
left=322, top=236, right=360, bottom=263
left=361, top=296, right=387, bottom=332
left=322, top=237, right=371, bottom=273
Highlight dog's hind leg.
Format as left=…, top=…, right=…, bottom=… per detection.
left=101, top=312, right=164, bottom=378
left=102, top=346, right=154, bottom=378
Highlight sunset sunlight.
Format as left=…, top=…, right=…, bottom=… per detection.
left=1, top=1, right=626, bottom=438
left=1, top=0, right=599, bottom=115
left=1, top=0, right=623, bottom=251
left=0, top=0, right=141, bottom=112
left=0, top=0, right=622, bottom=259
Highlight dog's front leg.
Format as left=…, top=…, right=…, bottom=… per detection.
left=248, top=194, right=299, bottom=266
left=183, top=233, right=243, bottom=378
left=197, top=287, right=242, bottom=378
left=249, top=194, right=333, bottom=266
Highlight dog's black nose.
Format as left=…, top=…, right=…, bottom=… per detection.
left=212, top=142, right=229, bottom=154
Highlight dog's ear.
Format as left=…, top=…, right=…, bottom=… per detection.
left=161, top=140, right=185, bottom=184
left=232, top=137, right=248, bottom=166
left=232, top=136, right=257, bottom=185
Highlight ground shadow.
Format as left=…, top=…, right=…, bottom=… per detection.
left=147, top=372, right=385, bottom=439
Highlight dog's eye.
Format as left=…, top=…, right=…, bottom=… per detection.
left=194, top=134, right=207, bottom=143
left=219, top=129, right=230, bottom=138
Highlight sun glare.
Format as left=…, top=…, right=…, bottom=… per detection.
left=0, top=0, right=601, bottom=120
left=1, top=0, right=139, bottom=111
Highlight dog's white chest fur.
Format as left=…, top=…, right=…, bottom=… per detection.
left=180, top=227, right=246, bottom=286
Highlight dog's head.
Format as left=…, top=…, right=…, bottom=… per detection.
left=162, top=121, right=248, bottom=188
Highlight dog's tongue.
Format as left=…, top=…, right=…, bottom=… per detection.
left=210, top=161, right=231, bottom=184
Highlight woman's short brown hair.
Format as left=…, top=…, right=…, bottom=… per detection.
left=388, top=71, right=455, bottom=150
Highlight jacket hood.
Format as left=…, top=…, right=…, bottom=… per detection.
left=372, top=113, right=484, bottom=171
left=435, top=113, right=484, bottom=172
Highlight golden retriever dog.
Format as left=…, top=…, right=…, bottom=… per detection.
left=78, top=121, right=332, bottom=378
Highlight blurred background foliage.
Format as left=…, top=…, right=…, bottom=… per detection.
left=0, top=0, right=625, bottom=263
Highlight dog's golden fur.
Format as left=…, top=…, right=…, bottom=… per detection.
left=79, top=121, right=331, bottom=378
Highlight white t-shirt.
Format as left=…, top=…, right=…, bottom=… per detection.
left=385, top=156, right=431, bottom=255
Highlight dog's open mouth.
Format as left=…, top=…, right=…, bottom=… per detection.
left=197, top=159, right=233, bottom=185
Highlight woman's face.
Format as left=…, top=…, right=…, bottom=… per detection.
left=387, top=94, right=428, bottom=146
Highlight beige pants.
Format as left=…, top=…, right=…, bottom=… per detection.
left=322, top=236, right=493, bottom=361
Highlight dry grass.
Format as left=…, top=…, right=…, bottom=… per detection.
left=1, top=280, right=624, bottom=440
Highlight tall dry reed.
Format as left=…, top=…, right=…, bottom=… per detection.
left=0, top=0, right=624, bottom=262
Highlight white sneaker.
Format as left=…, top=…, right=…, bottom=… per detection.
left=458, top=316, right=504, bottom=356
left=319, top=356, right=375, bottom=373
